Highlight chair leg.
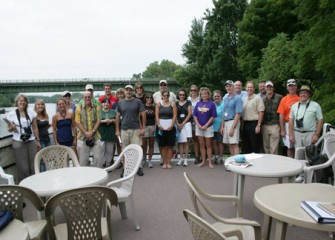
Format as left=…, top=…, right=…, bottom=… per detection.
left=129, top=195, right=140, bottom=231
left=119, top=202, right=128, bottom=219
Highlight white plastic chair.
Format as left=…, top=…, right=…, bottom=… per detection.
left=105, top=144, right=143, bottom=231
left=295, top=131, right=335, bottom=183
left=184, top=172, right=261, bottom=240
left=183, top=209, right=243, bottom=240
left=0, top=185, right=47, bottom=240
left=0, top=166, right=14, bottom=184
left=45, top=186, right=118, bottom=240
left=34, top=145, right=80, bottom=174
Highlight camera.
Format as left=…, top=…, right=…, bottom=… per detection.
left=296, top=118, right=304, bottom=128
left=85, top=139, right=95, bottom=147
left=20, top=127, right=32, bottom=141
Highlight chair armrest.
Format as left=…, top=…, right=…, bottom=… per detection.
left=223, top=218, right=261, bottom=228
left=104, top=155, right=122, bottom=172
left=0, top=172, right=15, bottom=185
left=106, top=171, right=136, bottom=188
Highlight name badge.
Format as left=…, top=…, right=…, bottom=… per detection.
left=180, top=114, right=185, bottom=118
left=224, top=112, right=228, bottom=117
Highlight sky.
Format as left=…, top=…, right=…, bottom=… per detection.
left=0, top=0, right=214, bottom=80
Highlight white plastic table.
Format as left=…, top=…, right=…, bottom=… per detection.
left=0, top=219, right=29, bottom=240
left=254, top=183, right=335, bottom=240
left=225, top=154, right=303, bottom=210
left=19, top=167, right=108, bottom=197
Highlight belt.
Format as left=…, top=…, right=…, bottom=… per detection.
left=224, top=119, right=234, bottom=122
left=243, top=120, right=258, bottom=122
left=294, top=129, right=314, bottom=133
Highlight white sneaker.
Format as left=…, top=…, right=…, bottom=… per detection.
left=295, top=175, right=304, bottom=183
left=183, top=159, right=188, bottom=167
left=177, top=159, right=184, bottom=166
left=148, top=161, right=153, bottom=168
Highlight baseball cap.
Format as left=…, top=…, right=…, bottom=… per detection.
left=159, top=80, right=167, bottom=85
left=287, top=79, right=296, bottom=86
left=265, top=81, right=274, bottom=87
left=224, top=80, right=234, bottom=86
left=62, top=90, right=71, bottom=97
left=85, top=84, right=94, bottom=90
left=125, top=85, right=134, bottom=90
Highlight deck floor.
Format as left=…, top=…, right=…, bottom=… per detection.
left=24, top=157, right=331, bottom=240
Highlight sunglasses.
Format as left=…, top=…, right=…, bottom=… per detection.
left=179, top=94, right=185, bottom=96
left=146, top=96, right=153, bottom=99
left=163, top=95, right=170, bottom=97
left=190, top=89, right=196, bottom=92
left=160, top=83, right=167, bottom=86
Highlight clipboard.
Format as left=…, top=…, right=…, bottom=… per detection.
left=2, top=118, right=12, bottom=125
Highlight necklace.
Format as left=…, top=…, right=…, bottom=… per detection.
left=60, top=112, right=66, bottom=119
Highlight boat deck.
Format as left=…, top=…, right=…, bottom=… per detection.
left=20, top=156, right=332, bottom=240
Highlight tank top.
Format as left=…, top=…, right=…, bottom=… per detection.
left=37, top=119, right=50, bottom=142
left=56, top=118, right=74, bottom=143
left=159, top=101, right=173, bottom=119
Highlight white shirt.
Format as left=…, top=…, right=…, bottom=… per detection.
left=7, top=108, right=36, bottom=141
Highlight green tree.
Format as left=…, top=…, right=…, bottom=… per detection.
left=176, top=18, right=205, bottom=87
left=141, top=60, right=181, bottom=80
left=0, top=94, right=12, bottom=107
left=237, top=0, right=303, bottom=80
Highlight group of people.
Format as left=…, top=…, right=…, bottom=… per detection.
left=6, top=78, right=323, bottom=183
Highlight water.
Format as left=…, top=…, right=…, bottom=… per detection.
left=0, top=103, right=56, bottom=138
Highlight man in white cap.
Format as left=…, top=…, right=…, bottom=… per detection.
left=116, top=85, right=146, bottom=176
left=277, top=79, right=300, bottom=158
left=289, top=85, right=323, bottom=182
left=153, top=80, right=177, bottom=104
left=79, top=84, right=101, bottom=106
left=261, top=81, right=283, bottom=154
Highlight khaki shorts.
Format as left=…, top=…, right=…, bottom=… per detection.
left=121, top=129, right=142, bottom=148
left=222, top=120, right=240, bottom=144
left=195, top=125, right=214, bottom=138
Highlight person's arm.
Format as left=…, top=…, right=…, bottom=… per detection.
left=256, top=111, right=264, bottom=134
left=289, top=117, right=295, bottom=143
left=32, top=118, right=41, bottom=150
left=279, top=114, right=286, bottom=137
left=183, top=104, right=192, bottom=124
left=115, top=111, right=121, bottom=136
left=167, top=102, right=177, bottom=131
left=155, top=103, right=163, bottom=130
left=139, top=111, right=146, bottom=136
left=70, top=112, right=77, bottom=146
left=312, top=119, right=323, bottom=144
left=52, top=115, right=58, bottom=144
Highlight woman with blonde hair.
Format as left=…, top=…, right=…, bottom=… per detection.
left=193, top=87, right=217, bottom=168
left=34, top=99, right=50, bottom=149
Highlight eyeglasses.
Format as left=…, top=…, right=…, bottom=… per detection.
left=160, top=83, right=167, bottom=86
left=146, top=96, right=153, bottom=99
left=163, top=95, right=170, bottom=97
left=190, top=89, right=196, bottom=92
left=179, top=94, right=185, bottom=96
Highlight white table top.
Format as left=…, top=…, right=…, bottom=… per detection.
left=225, top=154, right=303, bottom=178
left=254, top=183, right=335, bottom=232
left=20, top=167, right=108, bottom=197
left=0, top=219, right=29, bottom=240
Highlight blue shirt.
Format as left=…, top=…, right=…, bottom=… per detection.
left=213, top=100, right=224, bottom=132
left=222, top=93, right=243, bottom=121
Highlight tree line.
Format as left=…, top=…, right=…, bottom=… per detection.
left=134, top=0, right=335, bottom=124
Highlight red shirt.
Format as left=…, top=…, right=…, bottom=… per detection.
left=98, top=95, right=118, bottom=109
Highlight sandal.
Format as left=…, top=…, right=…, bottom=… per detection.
left=162, top=164, right=167, bottom=169
left=167, top=164, right=172, bottom=169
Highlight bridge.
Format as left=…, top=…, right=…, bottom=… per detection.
left=0, top=78, right=181, bottom=94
